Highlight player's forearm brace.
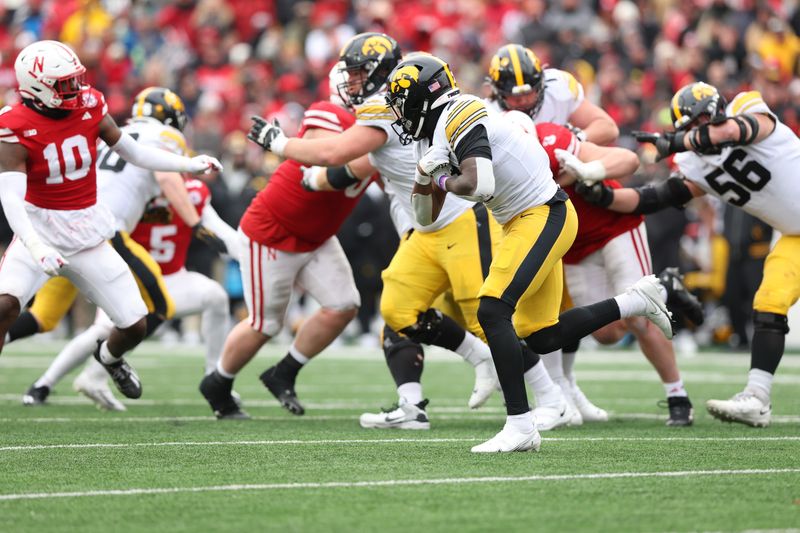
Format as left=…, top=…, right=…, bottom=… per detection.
left=633, top=176, right=694, bottom=214
left=111, top=131, right=194, bottom=173
left=0, top=171, right=44, bottom=246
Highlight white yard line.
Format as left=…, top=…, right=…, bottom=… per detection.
left=1, top=436, right=799, bottom=452
left=1, top=468, right=798, bottom=501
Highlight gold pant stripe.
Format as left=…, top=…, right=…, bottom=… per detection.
left=110, top=232, right=175, bottom=319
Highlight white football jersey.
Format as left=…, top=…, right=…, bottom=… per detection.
left=96, top=118, right=188, bottom=233
left=674, top=91, right=800, bottom=235
left=417, top=93, right=557, bottom=224
left=485, top=68, right=584, bottom=126
left=355, top=93, right=473, bottom=233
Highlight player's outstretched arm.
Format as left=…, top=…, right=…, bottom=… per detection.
left=98, top=115, right=222, bottom=175
left=575, top=173, right=705, bottom=214
left=200, top=204, right=240, bottom=259
left=301, top=153, right=376, bottom=192
left=568, top=100, right=619, bottom=146
left=555, top=143, right=639, bottom=186
left=0, top=143, right=67, bottom=275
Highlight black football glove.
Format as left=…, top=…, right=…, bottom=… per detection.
left=632, top=130, right=687, bottom=161
left=574, top=180, right=614, bottom=207
left=192, top=224, right=227, bottom=255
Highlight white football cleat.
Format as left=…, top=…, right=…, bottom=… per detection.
left=533, top=399, right=575, bottom=431
left=468, top=359, right=499, bottom=409
left=359, top=398, right=430, bottom=430
left=471, top=424, right=541, bottom=453
left=706, top=391, right=771, bottom=427
left=628, top=275, right=674, bottom=339
left=73, top=369, right=126, bottom=412
left=572, top=384, right=609, bottom=422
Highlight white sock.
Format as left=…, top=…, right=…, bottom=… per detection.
left=541, top=350, right=564, bottom=381
left=202, top=291, right=230, bottom=374
left=663, top=379, right=688, bottom=398
left=35, top=325, right=108, bottom=389
left=288, top=344, right=310, bottom=365
left=505, top=411, right=534, bottom=432
left=454, top=332, right=492, bottom=367
left=3, top=333, right=9, bottom=345
left=745, top=368, right=773, bottom=402
left=97, top=341, right=119, bottom=365
left=84, top=358, right=110, bottom=381
left=524, top=360, right=562, bottom=407
left=216, top=359, right=236, bottom=379
left=562, top=351, right=577, bottom=384
left=397, top=382, right=423, bottom=405
left=614, top=292, right=646, bottom=319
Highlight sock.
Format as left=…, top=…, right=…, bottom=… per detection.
left=614, top=292, right=647, bottom=318
left=36, top=325, right=108, bottom=389
left=274, top=345, right=308, bottom=382
left=663, top=379, right=688, bottom=398
left=144, top=313, right=164, bottom=338
left=562, top=351, right=577, bottom=384
left=526, top=299, right=620, bottom=354
left=216, top=359, right=236, bottom=379
left=397, top=382, right=423, bottom=405
left=524, top=360, right=562, bottom=408
left=202, top=292, right=230, bottom=375
left=541, top=350, right=564, bottom=381
left=520, top=342, right=540, bottom=372
left=4, top=333, right=9, bottom=345
left=750, top=326, right=785, bottom=375
left=745, top=368, right=773, bottom=402
left=97, top=341, right=118, bottom=365
left=430, top=312, right=468, bottom=351
left=505, top=410, right=534, bottom=432
left=454, top=332, right=492, bottom=367
left=8, top=311, right=40, bottom=343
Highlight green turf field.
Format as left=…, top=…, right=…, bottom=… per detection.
left=0, top=340, right=798, bottom=533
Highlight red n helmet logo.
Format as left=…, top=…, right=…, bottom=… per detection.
left=33, top=56, right=44, bottom=73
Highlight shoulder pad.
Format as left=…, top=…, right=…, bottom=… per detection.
left=727, top=91, right=770, bottom=117
left=444, top=95, right=489, bottom=148
left=544, top=68, right=583, bottom=101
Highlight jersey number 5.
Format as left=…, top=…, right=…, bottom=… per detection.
left=703, top=148, right=771, bottom=206
left=43, top=134, right=92, bottom=185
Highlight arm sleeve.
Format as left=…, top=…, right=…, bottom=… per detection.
left=201, top=203, right=240, bottom=259
left=0, top=171, right=42, bottom=247
left=453, top=125, right=492, bottom=162
left=110, top=131, right=194, bottom=172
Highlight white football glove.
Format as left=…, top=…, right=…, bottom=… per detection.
left=187, top=155, right=224, bottom=175
left=248, top=116, right=289, bottom=156
left=416, top=145, right=453, bottom=185
left=300, top=165, right=326, bottom=191
left=555, top=148, right=606, bottom=185
left=26, top=239, right=68, bottom=276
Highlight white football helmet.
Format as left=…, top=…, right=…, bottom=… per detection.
left=14, top=40, right=90, bottom=110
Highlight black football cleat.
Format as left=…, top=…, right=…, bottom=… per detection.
left=658, top=267, right=704, bottom=326
left=260, top=366, right=305, bottom=416
left=92, top=342, right=142, bottom=399
left=660, top=396, right=694, bottom=427
left=22, top=384, right=50, bottom=406
left=199, top=372, right=250, bottom=420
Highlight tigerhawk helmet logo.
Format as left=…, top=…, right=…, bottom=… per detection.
left=691, top=83, right=716, bottom=100
left=390, top=65, right=419, bottom=93
left=361, top=35, right=393, bottom=56
left=488, top=55, right=510, bottom=81
left=163, top=90, right=185, bottom=112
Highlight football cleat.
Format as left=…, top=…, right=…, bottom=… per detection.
left=660, top=396, right=694, bottom=427
left=22, top=384, right=50, bottom=406
left=571, top=383, right=609, bottom=423
left=471, top=424, right=541, bottom=453
left=628, top=275, right=674, bottom=339
left=259, top=366, right=305, bottom=416
left=533, top=399, right=575, bottom=431
left=199, top=372, right=250, bottom=420
left=73, top=370, right=126, bottom=412
left=706, top=391, right=771, bottom=427
left=92, top=343, right=142, bottom=399
left=359, top=398, right=430, bottom=430
left=468, top=359, right=499, bottom=409
left=658, top=267, right=704, bottom=326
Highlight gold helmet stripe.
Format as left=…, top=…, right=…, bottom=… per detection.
left=507, top=45, right=525, bottom=88
left=671, top=90, right=683, bottom=122
left=134, top=87, right=157, bottom=119
left=427, top=56, right=456, bottom=88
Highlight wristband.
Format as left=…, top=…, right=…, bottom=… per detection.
left=271, top=135, right=288, bottom=157
left=436, top=174, right=449, bottom=191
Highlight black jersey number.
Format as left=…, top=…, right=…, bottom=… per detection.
left=98, top=133, right=139, bottom=172
left=703, top=148, right=771, bottom=206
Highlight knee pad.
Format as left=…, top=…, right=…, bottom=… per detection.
left=382, top=324, right=424, bottom=360
left=399, top=308, right=445, bottom=345
left=562, top=339, right=580, bottom=354
left=476, top=297, right=514, bottom=331
left=753, top=311, right=789, bottom=334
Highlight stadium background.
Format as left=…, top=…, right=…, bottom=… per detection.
left=0, top=0, right=798, bottom=350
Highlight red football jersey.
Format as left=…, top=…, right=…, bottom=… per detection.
left=130, top=178, right=210, bottom=275
left=535, top=122, right=644, bottom=264
left=240, top=101, right=371, bottom=252
left=0, top=89, right=108, bottom=210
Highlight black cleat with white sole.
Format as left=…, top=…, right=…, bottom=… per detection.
left=92, top=342, right=142, bottom=399
left=661, top=396, right=694, bottom=427
left=22, top=384, right=50, bottom=406
left=199, top=372, right=250, bottom=420
left=260, top=366, right=305, bottom=416
left=658, top=267, right=704, bottom=326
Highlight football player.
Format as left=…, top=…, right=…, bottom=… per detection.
left=250, top=34, right=578, bottom=431
left=384, top=54, right=674, bottom=452
left=198, top=65, right=370, bottom=420
left=572, top=82, right=800, bottom=427
left=0, top=41, right=221, bottom=399
left=21, top=86, right=228, bottom=405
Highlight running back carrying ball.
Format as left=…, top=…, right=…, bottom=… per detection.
left=412, top=146, right=452, bottom=224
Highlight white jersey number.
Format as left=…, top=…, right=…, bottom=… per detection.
left=150, top=225, right=178, bottom=262
left=704, top=148, right=771, bottom=206
left=43, top=134, right=92, bottom=185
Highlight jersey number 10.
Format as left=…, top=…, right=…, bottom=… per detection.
left=43, top=134, right=92, bottom=185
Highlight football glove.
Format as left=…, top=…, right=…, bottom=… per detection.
left=416, top=146, right=452, bottom=186
left=26, top=239, right=68, bottom=276
left=186, top=155, right=223, bottom=174
left=565, top=122, right=587, bottom=142
left=248, top=116, right=288, bottom=156
left=633, top=130, right=687, bottom=161
left=555, top=148, right=606, bottom=185
left=299, top=166, right=325, bottom=192
left=192, top=224, right=228, bottom=255
left=574, top=180, right=614, bottom=208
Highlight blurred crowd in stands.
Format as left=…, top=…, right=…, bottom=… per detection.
left=0, top=0, right=797, bottom=350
